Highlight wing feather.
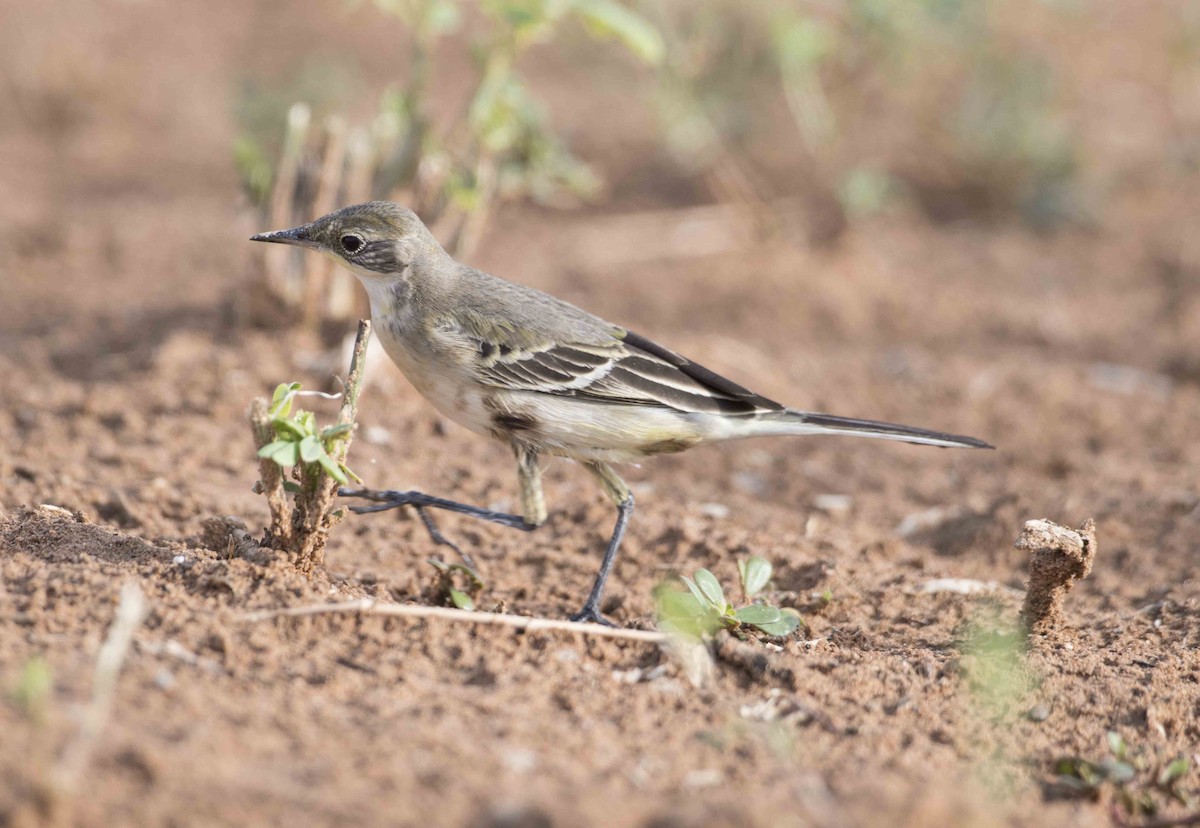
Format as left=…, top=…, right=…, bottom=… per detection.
left=442, top=312, right=781, bottom=417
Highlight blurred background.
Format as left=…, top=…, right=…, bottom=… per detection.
left=3, top=0, right=1199, bottom=346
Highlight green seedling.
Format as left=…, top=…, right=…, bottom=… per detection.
left=10, top=657, right=53, bottom=723
left=956, top=608, right=1032, bottom=721
left=257, top=382, right=361, bottom=487
left=426, top=558, right=486, bottom=611
left=249, top=320, right=372, bottom=573
left=657, top=555, right=801, bottom=638
left=1054, top=731, right=1193, bottom=816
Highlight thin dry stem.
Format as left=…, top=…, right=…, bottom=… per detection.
left=264, top=102, right=311, bottom=307
left=248, top=397, right=293, bottom=548
left=52, top=581, right=147, bottom=796
left=287, top=319, right=372, bottom=573
left=239, top=598, right=670, bottom=644
left=302, top=118, right=348, bottom=327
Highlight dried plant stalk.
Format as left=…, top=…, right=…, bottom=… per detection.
left=249, top=397, right=293, bottom=550
left=249, top=319, right=373, bottom=573
left=265, top=103, right=312, bottom=306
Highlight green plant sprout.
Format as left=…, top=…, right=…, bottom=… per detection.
left=249, top=320, right=371, bottom=573
left=10, top=657, right=53, bottom=723
left=656, top=556, right=801, bottom=638
left=426, top=558, right=486, bottom=611
left=257, top=382, right=361, bottom=488
left=1054, top=731, right=1193, bottom=816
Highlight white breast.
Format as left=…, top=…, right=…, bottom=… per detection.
left=359, top=278, right=494, bottom=437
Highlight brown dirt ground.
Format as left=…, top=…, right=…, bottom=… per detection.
left=2, top=1, right=1200, bottom=826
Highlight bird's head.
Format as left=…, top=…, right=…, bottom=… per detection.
left=251, top=201, right=445, bottom=279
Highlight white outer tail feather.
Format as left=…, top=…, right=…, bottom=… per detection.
left=727, top=409, right=993, bottom=450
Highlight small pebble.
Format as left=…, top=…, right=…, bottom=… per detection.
left=683, top=768, right=723, bottom=789
left=813, top=494, right=852, bottom=515
left=732, top=472, right=767, bottom=496
left=364, top=426, right=393, bottom=445
left=1027, top=704, right=1050, bottom=722
left=154, top=669, right=176, bottom=691
left=501, top=749, right=537, bottom=774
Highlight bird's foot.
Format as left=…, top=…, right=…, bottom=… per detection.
left=568, top=604, right=618, bottom=628
left=337, top=487, right=418, bottom=514
left=337, top=487, right=533, bottom=531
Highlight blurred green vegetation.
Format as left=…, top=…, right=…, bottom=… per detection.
left=644, top=0, right=1085, bottom=229
left=237, top=0, right=662, bottom=260
left=237, top=0, right=1092, bottom=294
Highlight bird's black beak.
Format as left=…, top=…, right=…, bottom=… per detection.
left=250, top=224, right=318, bottom=248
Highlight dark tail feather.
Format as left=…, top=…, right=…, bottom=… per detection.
left=767, top=410, right=994, bottom=449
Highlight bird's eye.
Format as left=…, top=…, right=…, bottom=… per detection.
left=340, top=234, right=364, bottom=254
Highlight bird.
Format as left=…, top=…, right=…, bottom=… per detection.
left=251, top=201, right=991, bottom=626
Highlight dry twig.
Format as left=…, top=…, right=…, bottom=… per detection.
left=52, top=581, right=147, bottom=795
left=239, top=598, right=669, bottom=644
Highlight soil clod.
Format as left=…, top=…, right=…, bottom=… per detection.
left=1018, top=518, right=1098, bottom=635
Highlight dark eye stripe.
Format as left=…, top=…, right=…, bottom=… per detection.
left=356, top=240, right=406, bottom=273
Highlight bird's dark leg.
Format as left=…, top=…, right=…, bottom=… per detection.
left=339, top=487, right=538, bottom=529
left=570, top=462, right=635, bottom=627
left=338, top=446, right=547, bottom=555
left=411, top=505, right=476, bottom=570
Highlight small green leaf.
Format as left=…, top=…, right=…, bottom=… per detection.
left=282, top=481, right=302, bottom=494
left=260, top=440, right=299, bottom=467
left=755, top=608, right=802, bottom=637
left=320, top=422, right=354, bottom=441
left=270, top=382, right=301, bottom=416
left=339, top=462, right=363, bottom=484
left=1100, top=758, right=1136, bottom=784
left=448, top=588, right=474, bottom=610
left=316, top=452, right=349, bottom=484
left=571, top=0, right=663, bottom=64
left=1107, top=731, right=1127, bottom=760
left=1160, top=757, right=1189, bottom=786
left=734, top=604, right=782, bottom=626
left=271, top=418, right=308, bottom=440
left=233, top=134, right=272, bottom=204
left=754, top=615, right=801, bottom=637
left=257, top=439, right=290, bottom=459
left=299, top=435, right=325, bottom=464
left=693, top=569, right=726, bottom=609
left=295, top=410, right=317, bottom=436
left=13, top=657, right=52, bottom=716
left=657, top=588, right=705, bottom=620
left=680, top=576, right=708, bottom=607
left=740, top=556, right=773, bottom=598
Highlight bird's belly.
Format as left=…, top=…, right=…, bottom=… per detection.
left=489, top=390, right=708, bottom=463
left=373, top=323, right=494, bottom=437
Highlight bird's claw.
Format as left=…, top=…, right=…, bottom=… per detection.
left=569, top=605, right=618, bottom=628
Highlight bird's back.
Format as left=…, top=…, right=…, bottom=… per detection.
left=448, top=264, right=622, bottom=347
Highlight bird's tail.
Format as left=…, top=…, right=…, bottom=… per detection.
left=738, top=409, right=993, bottom=449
